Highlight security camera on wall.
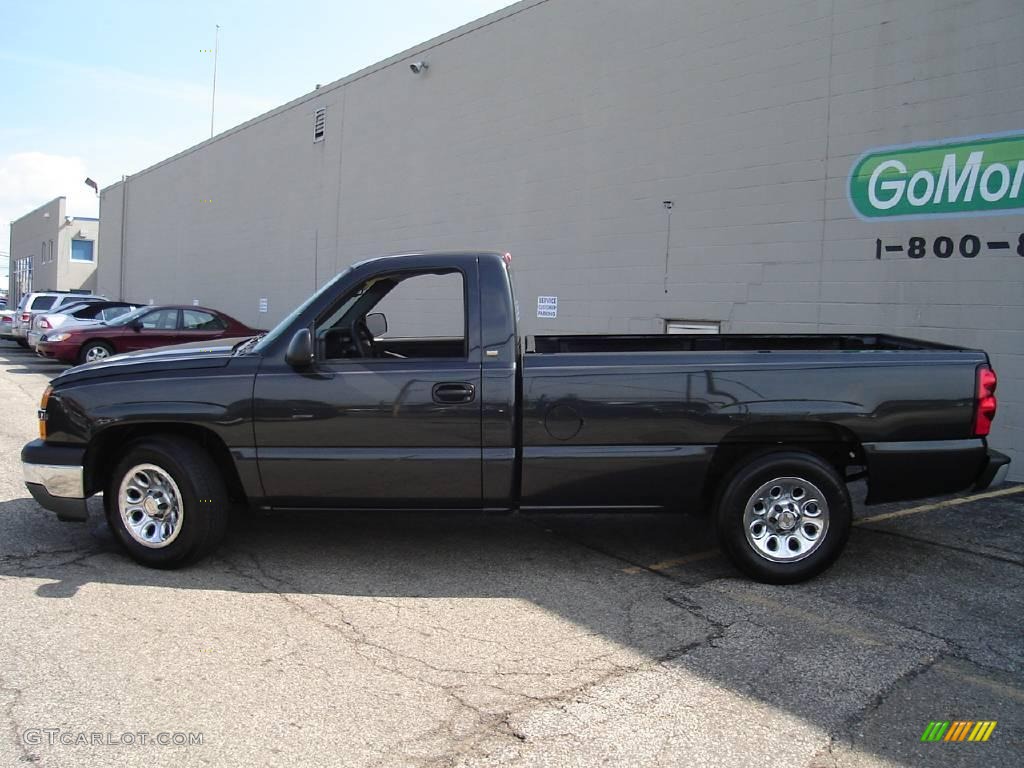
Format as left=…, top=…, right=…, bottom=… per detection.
left=409, top=61, right=428, bottom=74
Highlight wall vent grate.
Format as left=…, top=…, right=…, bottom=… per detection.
left=313, top=107, right=326, bottom=142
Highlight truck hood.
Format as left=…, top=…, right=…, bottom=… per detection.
left=52, top=337, right=254, bottom=386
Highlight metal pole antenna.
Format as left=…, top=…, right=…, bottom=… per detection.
left=210, top=24, right=220, bottom=137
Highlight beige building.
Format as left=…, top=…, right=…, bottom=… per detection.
left=8, top=197, right=99, bottom=305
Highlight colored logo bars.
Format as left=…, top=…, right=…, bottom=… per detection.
left=920, top=721, right=997, bottom=742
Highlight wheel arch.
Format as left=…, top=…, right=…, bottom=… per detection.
left=700, top=422, right=865, bottom=513
left=77, top=338, right=116, bottom=361
left=85, top=423, right=247, bottom=504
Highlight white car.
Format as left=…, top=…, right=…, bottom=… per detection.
left=28, top=301, right=141, bottom=350
left=13, top=293, right=106, bottom=348
left=1, top=309, right=14, bottom=341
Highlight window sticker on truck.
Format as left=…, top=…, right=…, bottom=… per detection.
left=849, top=132, right=1024, bottom=220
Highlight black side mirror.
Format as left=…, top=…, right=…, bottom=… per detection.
left=130, top=319, right=144, bottom=331
left=285, top=328, right=314, bottom=368
left=365, top=312, right=387, bottom=337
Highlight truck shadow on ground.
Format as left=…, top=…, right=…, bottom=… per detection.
left=1, top=493, right=1022, bottom=766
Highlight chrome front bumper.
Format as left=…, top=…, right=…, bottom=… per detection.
left=22, top=440, right=89, bottom=522
left=23, top=462, right=84, bottom=498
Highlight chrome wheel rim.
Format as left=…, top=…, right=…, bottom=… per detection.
left=85, top=345, right=110, bottom=363
left=743, top=476, right=829, bottom=563
left=118, top=463, right=184, bottom=548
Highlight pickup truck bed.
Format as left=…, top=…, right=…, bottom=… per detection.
left=521, top=336, right=991, bottom=510
left=22, top=251, right=1009, bottom=583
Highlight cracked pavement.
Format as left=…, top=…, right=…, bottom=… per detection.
left=0, top=342, right=1021, bottom=767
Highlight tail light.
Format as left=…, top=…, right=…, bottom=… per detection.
left=973, top=366, right=997, bottom=437
left=21, top=313, right=31, bottom=323
left=40, top=318, right=51, bottom=329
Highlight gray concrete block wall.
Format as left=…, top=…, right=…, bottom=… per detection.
left=98, top=0, right=1024, bottom=478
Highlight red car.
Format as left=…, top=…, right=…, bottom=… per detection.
left=36, top=305, right=261, bottom=365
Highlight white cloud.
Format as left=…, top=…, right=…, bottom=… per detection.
left=0, top=152, right=99, bottom=228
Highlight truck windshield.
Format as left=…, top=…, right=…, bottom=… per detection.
left=250, top=266, right=355, bottom=354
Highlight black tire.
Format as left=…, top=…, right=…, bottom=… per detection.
left=104, top=435, right=230, bottom=568
left=714, top=451, right=851, bottom=584
left=78, top=340, right=114, bottom=365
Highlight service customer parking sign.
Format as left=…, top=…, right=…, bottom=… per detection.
left=849, top=131, right=1024, bottom=220
left=537, top=296, right=558, bottom=318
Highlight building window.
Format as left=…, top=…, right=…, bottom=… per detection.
left=14, top=256, right=33, bottom=300
left=49, top=239, right=54, bottom=263
left=665, top=320, right=720, bottom=334
left=313, top=107, right=326, bottom=143
left=71, top=239, right=94, bottom=262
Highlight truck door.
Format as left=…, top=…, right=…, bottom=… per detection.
left=253, top=258, right=483, bottom=508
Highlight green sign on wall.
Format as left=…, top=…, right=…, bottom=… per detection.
left=850, top=132, right=1024, bottom=219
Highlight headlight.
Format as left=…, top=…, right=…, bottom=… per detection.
left=46, top=332, right=72, bottom=342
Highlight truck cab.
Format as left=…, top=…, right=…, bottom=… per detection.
left=250, top=252, right=514, bottom=509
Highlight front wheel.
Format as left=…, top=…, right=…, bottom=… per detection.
left=104, top=436, right=230, bottom=568
left=79, top=340, right=114, bottom=365
left=715, top=451, right=851, bottom=584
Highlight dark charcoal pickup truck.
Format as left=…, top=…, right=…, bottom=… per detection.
left=23, top=251, right=1009, bottom=582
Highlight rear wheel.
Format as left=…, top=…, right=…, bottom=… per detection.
left=715, top=451, right=851, bottom=584
left=79, top=340, right=114, bottom=365
left=104, top=435, right=230, bottom=568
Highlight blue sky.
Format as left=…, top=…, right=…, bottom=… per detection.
left=0, top=0, right=513, bottom=275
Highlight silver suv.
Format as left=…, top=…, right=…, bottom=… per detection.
left=12, top=293, right=106, bottom=348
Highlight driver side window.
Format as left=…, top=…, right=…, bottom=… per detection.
left=316, top=269, right=466, bottom=361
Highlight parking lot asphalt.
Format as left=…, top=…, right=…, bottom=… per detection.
left=0, top=340, right=1021, bottom=768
